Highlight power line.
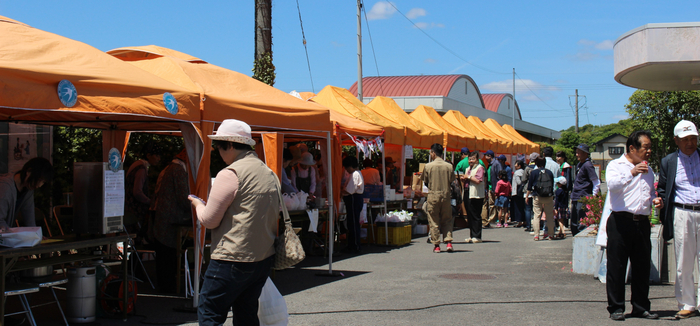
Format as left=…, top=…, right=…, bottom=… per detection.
left=295, top=0, right=315, bottom=92
left=515, top=72, right=569, bottom=113
left=386, top=2, right=508, bottom=75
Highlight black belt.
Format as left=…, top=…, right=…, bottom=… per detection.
left=673, top=203, right=700, bottom=211
left=612, top=211, right=648, bottom=221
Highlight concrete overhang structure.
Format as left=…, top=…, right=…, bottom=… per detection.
left=614, top=22, right=700, bottom=90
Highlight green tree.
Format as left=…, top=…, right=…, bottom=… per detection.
left=557, top=131, right=581, bottom=151
left=625, top=90, right=700, bottom=169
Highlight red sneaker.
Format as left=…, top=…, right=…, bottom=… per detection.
left=446, top=243, right=454, bottom=252
left=433, top=245, right=441, bottom=253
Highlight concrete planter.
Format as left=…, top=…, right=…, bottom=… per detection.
left=572, top=226, right=601, bottom=275
left=573, top=224, right=665, bottom=284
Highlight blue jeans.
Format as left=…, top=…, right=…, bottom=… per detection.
left=524, top=198, right=533, bottom=229
left=198, top=255, right=274, bottom=326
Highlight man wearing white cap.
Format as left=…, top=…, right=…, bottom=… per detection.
left=658, top=120, right=700, bottom=319
left=189, top=119, right=280, bottom=325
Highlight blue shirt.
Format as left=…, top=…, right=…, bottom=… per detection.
left=674, top=150, right=700, bottom=205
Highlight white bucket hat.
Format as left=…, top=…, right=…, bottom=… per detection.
left=299, top=152, right=316, bottom=166
left=208, top=119, right=256, bottom=146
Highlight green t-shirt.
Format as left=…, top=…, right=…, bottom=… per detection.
left=455, top=157, right=470, bottom=174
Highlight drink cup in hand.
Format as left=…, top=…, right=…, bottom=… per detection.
left=642, top=161, right=648, bottom=174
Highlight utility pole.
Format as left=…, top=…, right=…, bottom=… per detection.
left=357, top=0, right=363, bottom=101
left=512, top=68, right=515, bottom=128
left=575, top=89, right=579, bottom=133
left=253, top=0, right=274, bottom=85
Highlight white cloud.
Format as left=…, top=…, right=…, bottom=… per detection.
left=571, top=39, right=614, bottom=61
left=424, top=58, right=436, bottom=63
left=406, top=8, right=427, bottom=19
left=413, top=22, right=444, bottom=29
left=612, top=114, right=629, bottom=120
left=595, top=40, right=614, bottom=50
left=366, top=1, right=396, bottom=20
left=480, top=79, right=560, bottom=94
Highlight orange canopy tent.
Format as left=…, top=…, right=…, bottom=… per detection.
left=442, top=110, right=494, bottom=152
left=483, top=118, right=527, bottom=154
left=0, top=17, right=208, bottom=319
left=409, top=105, right=470, bottom=151
left=0, top=18, right=200, bottom=131
left=109, top=46, right=379, bottom=278
left=366, top=96, right=443, bottom=149
left=108, top=46, right=332, bottom=133
left=502, top=124, right=540, bottom=153
left=463, top=115, right=513, bottom=154
left=312, top=85, right=404, bottom=146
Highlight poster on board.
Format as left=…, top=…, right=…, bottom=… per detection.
left=1, top=123, right=52, bottom=176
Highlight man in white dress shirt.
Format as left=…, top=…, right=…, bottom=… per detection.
left=605, top=130, right=663, bottom=321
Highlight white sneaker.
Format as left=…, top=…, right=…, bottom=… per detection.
left=471, top=238, right=482, bottom=243
left=465, top=238, right=472, bottom=243
left=529, top=231, right=535, bottom=235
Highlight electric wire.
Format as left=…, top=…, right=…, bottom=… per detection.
left=296, top=0, right=315, bottom=92
left=360, top=0, right=385, bottom=95
left=287, top=296, right=676, bottom=316
left=515, top=72, right=569, bottom=113
left=385, top=2, right=508, bottom=75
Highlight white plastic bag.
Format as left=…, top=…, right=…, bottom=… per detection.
left=359, top=204, right=368, bottom=224
left=0, top=227, right=42, bottom=248
left=258, top=277, right=288, bottom=326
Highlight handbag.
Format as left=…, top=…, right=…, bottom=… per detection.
left=273, top=182, right=306, bottom=270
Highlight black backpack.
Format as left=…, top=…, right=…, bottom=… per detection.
left=534, top=170, right=554, bottom=197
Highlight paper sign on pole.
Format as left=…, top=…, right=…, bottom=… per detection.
left=404, top=145, right=413, bottom=160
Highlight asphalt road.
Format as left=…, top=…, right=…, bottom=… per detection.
left=24, top=221, right=684, bottom=325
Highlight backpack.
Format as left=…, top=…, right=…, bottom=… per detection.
left=534, top=170, right=554, bottom=197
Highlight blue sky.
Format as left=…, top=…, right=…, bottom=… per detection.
left=3, top=0, right=699, bottom=131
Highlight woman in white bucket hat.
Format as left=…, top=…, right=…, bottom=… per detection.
left=291, top=151, right=317, bottom=195
left=189, top=119, right=280, bottom=325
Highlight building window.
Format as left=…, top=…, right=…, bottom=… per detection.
left=609, top=147, right=624, bottom=155
left=465, top=81, right=468, bottom=95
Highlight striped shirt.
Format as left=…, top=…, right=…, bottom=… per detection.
left=674, top=150, right=700, bottom=205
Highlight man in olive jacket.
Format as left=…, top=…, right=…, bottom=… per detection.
left=423, top=143, right=456, bottom=253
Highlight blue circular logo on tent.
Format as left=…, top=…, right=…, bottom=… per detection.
left=108, top=148, right=122, bottom=172
left=163, top=92, right=179, bottom=115
left=57, top=80, right=78, bottom=107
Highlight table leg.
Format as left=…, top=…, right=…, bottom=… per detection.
left=122, top=246, right=128, bottom=322
left=1, top=256, right=5, bottom=326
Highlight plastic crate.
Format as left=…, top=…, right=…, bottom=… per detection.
left=362, top=185, right=384, bottom=202
left=376, top=225, right=412, bottom=246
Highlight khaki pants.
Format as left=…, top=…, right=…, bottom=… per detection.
left=532, top=196, right=555, bottom=238
left=427, top=195, right=453, bottom=245
left=481, top=192, right=496, bottom=226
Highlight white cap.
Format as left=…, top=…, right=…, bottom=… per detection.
left=674, top=120, right=698, bottom=139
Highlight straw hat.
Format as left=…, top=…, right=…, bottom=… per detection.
left=299, top=152, right=316, bottom=166
left=208, top=119, right=256, bottom=146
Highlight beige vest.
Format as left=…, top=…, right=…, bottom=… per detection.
left=468, top=165, right=485, bottom=199
left=211, top=151, right=279, bottom=262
